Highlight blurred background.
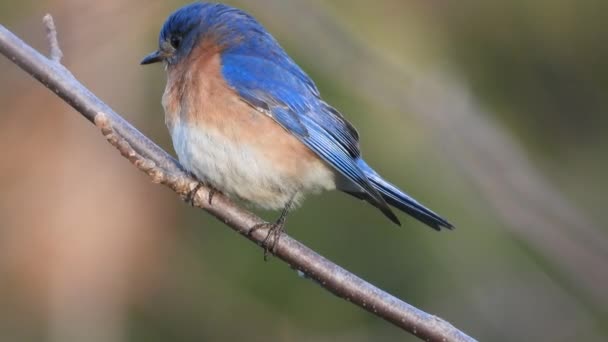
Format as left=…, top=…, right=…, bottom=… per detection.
left=1, top=0, right=607, bottom=341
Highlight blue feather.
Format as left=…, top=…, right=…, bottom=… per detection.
left=356, top=160, right=454, bottom=230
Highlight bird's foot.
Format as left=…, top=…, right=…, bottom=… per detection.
left=185, top=181, right=219, bottom=206
left=249, top=216, right=287, bottom=261
left=185, top=182, right=203, bottom=206
left=207, top=186, right=218, bottom=205
left=248, top=194, right=295, bottom=260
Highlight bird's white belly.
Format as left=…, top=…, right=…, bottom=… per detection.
left=170, top=122, right=336, bottom=210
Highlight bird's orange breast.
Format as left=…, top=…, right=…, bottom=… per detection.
left=161, top=38, right=335, bottom=208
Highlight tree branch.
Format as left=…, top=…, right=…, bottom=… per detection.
left=0, top=17, right=476, bottom=342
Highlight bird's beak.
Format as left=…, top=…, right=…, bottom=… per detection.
left=140, top=50, right=163, bottom=65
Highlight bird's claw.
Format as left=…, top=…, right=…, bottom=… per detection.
left=185, top=182, right=204, bottom=206
left=185, top=182, right=220, bottom=206
left=208, top=187, right=217, bottom=205
left=249, top=218, right=286, bottom=261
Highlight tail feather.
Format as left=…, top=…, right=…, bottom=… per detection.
left=355, top=159, right=454, bottom=231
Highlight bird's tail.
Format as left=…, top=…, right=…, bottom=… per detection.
left=356, top=159, right=454, bottom=231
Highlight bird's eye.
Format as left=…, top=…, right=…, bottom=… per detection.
left=170, top=36, right=181, bottom=49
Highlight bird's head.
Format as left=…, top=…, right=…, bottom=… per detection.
left=141, top=2, right=272, bottom=67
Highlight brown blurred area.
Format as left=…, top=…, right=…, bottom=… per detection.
left=0, top=1, right=177, bottom=341
left=0, top=1, right=607, bottom=341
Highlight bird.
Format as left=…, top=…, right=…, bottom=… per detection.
left=141, top=2, right=454, bottom=237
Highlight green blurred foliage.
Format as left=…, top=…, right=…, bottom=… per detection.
left=435, top=1, right=608, bottom=155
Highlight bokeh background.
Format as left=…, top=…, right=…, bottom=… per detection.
left=1, top=1, right=607, bottom=341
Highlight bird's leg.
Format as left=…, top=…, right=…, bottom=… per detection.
left=262, top=201, right=291, bottom=260
left=249, top=194, right=296, bottom=261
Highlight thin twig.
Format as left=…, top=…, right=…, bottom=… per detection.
left=0, top=15, right=476, bottom=342
left=43, top=14, right=62, bottom=63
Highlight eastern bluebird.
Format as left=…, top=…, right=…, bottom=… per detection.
left=141, top=2, right=453, bottom=232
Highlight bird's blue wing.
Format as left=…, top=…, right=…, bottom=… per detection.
left=221, top=53, right=395, bottom=220
left=221, top=53, right=360, bottom=157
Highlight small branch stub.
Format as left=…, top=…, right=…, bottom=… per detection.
left=43, top=14, right=63, bottom=63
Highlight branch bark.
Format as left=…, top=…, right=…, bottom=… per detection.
left=0, top=17, right=476, bottom=342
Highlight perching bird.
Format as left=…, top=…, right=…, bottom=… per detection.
left=141, top=2, right=453, bottom=233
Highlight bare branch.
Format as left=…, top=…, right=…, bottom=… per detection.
left=0, top=17, right=476, bottom=342
left=43, top=14, right=62, bottom=63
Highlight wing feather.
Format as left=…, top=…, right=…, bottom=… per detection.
left=221, top=53, right=392, bottom=214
